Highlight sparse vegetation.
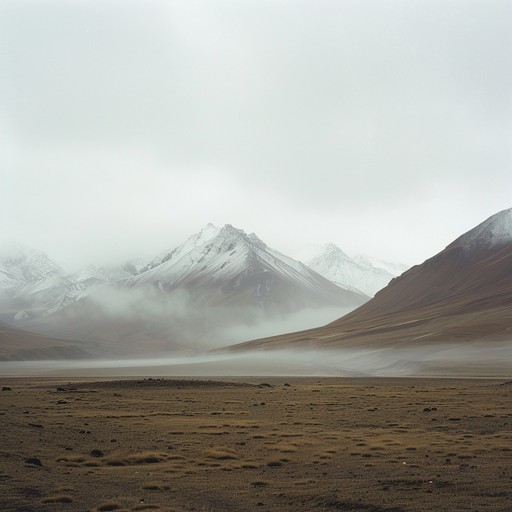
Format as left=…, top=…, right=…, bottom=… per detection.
left=1, top=377, right=511, bottom=511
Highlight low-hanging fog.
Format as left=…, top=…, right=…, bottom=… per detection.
left=11, top=282, right=512, bottom=378
left=2, top=342, right=512, bottom=378
left=24, top=284, right=351, bottom=357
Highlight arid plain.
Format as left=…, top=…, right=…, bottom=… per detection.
left=1, top=377, right=511, bottom=512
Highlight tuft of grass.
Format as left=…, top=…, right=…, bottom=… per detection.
left=142, top=482, right=164, bottom=491
left=95, top=501, right=122, bottom=511
left=103, top=451, right=169, bottom=466
left=250, top=480, right=269, bottom=487
left=41, top=495, right=74, bottom=504
left=205, top=449, right=238, bottom=460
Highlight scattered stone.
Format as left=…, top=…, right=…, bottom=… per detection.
left=28, top=423, right=44, bottom=429
left=25, top=457, right=43, bottom=466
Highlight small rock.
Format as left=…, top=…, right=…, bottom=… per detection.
left=25, top=457, right=42, bottom=466
left=90, top=449, right=104, bottom=458
left=2, top=386, right=12, bottom=391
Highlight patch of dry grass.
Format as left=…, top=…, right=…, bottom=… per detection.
left=204, top=448, right=239, bottom=460
left=41, top=495, right=74, bottom=504
left=2, top=376, right=512, bottom=512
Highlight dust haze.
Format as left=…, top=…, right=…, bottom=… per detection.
left=8, top=285, right=512, bottom=377
left=3, top=342, right=512, bottom=378
left=21, top=284, right=349, bottom=356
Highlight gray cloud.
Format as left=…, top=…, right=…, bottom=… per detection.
left=1, top=0, right=511, bottom=268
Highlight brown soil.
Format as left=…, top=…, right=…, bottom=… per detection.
left=1, top=377, right=511, bottom=511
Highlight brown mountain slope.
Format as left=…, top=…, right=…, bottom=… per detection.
left=229, top=209, right=512, bottom=351
left=0, top=320, right=92, bottom=361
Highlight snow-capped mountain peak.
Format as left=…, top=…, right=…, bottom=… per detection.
left=453, top=208, right=512, bottom=251
left=0, top=243, right=65, bottom=288
left=322, top=243, right=351, bottom=260
left=138, top=223, right=221, bottom=274
left=298, top=243, right=407, bottom=297
left=208, top=225, right=267, bottom=253
left=125, top=224, right=368, bottom=312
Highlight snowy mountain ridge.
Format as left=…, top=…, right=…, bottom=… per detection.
left=0, top=244, right=145, bottom=321
left=296, top=243, right=408, bottom=297
left=1, top=225, right=408, bottom=324
left=452, top=208, right=512, bottom=251
left=126, top=224, right=368, bottom=311
left=0, top=243, right=64, bottom=289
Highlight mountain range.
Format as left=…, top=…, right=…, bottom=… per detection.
left=126, top=224, right=368, bottom=311
left=1, top=224, right=403, bottom=358
left=0, top=244, right=142, bottom=323
left=2, top=208, right=512, bottom=369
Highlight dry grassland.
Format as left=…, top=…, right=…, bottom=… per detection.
left=1, top=377, right=511, bottom=511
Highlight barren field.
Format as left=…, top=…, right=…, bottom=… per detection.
left=1, top=377, right=511, bottom=512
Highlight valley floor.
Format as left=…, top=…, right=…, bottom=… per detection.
left=0, top=377, right=511, bottom=512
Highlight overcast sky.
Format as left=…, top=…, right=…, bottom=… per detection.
left=1, top=0, right=511, bottom=270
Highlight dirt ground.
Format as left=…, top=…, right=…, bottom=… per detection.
left=0, top=377, right=511, bottom=512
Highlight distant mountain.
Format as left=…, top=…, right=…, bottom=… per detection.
left=297, top=243, right=407, bottom=296
left=128, top=224, right=368, bottom=311
left=0, top=244, right=69, bottom=321
left=352, top=254, right=409, bottom=280
left=137, top=223, right=221, bottom=275
left=0, top=244, right=141, bottom=323
left=18, top=224, right=368, bottom=357
left=0, top=319, right=91, bottom=361
left=230, top=208, right=512, bottom=352
left=0, top=243, right=64, bottom=291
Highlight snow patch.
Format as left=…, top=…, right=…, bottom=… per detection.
left=456, top=208, right=512, bottom=250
